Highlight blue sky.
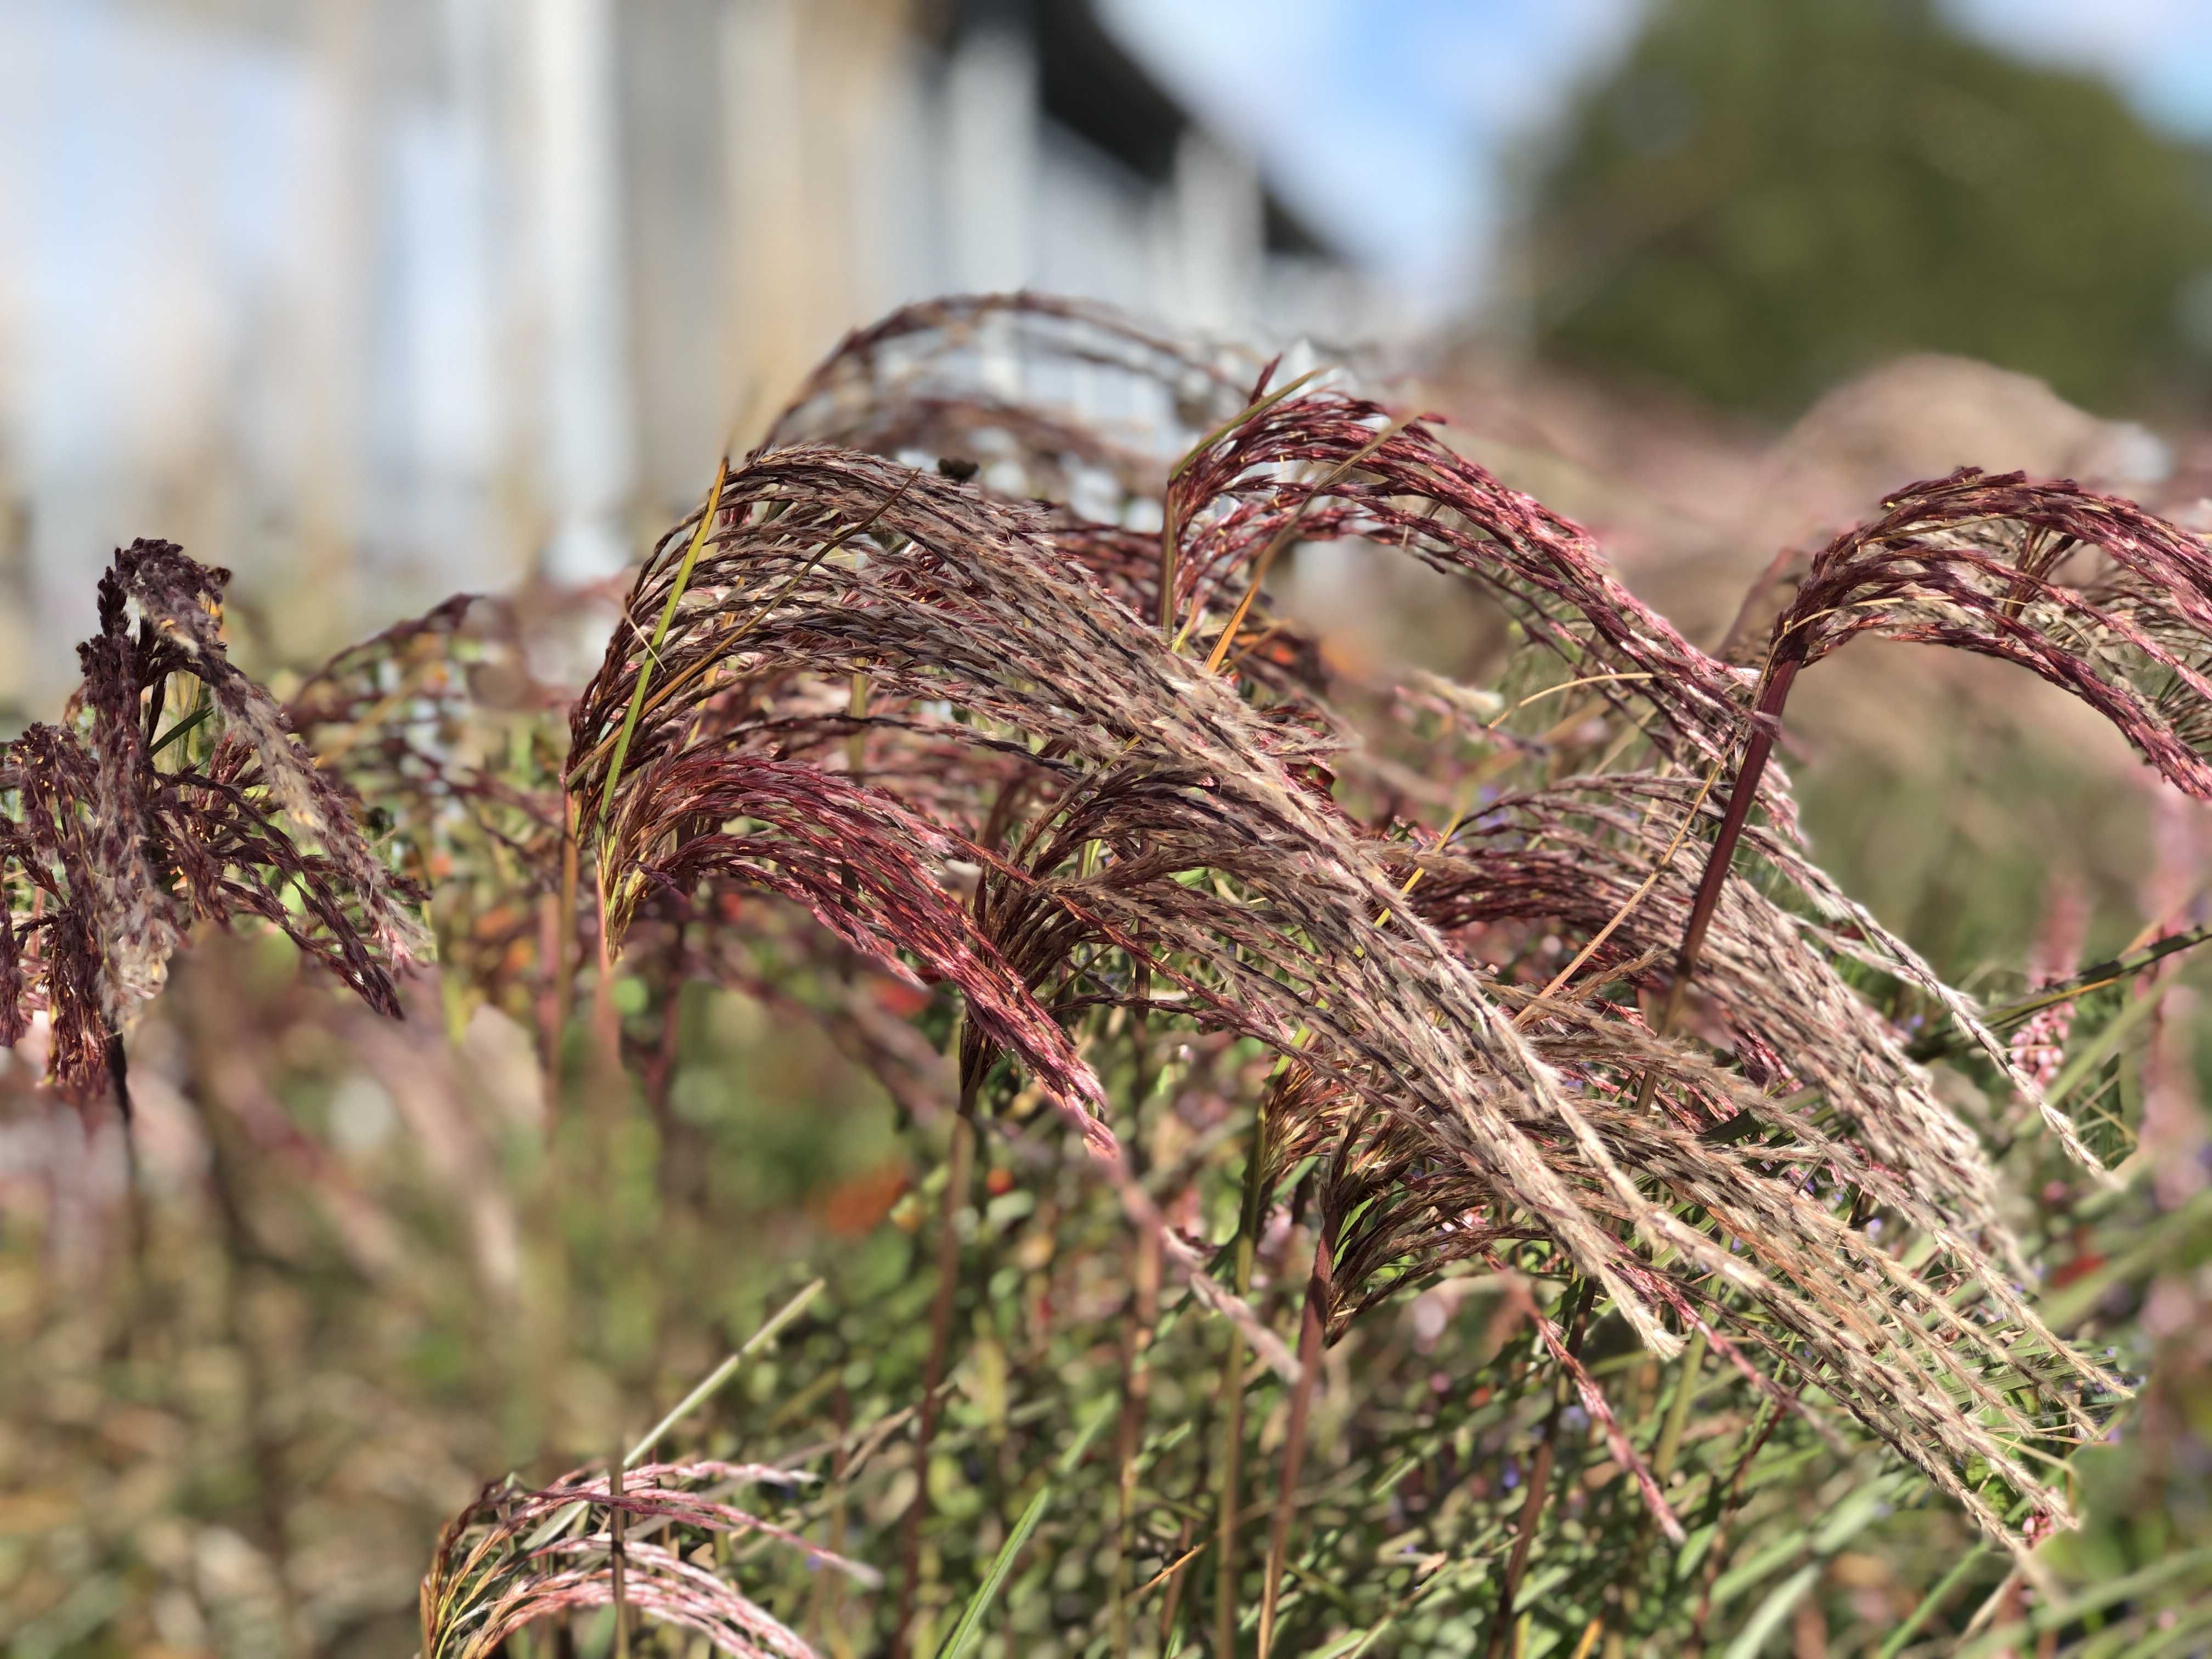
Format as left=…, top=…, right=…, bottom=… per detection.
left=1101, top=0, right=2212, bottom=320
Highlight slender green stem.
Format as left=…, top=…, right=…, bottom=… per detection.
left=1909, top=919, right=2212, bottom=1059
left=1213, top=1240, right=1254, bottom=1659
left=1651, top=1328, right=1707, bottom=1485
left=1597, top=1328, right=1708, bottom=1657
left=1684, top=1387, right=1796, bottom=1658
left=1215, top=1085, right=1278, bottom=1659
left=596, top=459, right=727, bottom=833
left=1112, top=998, right=1160, bottom=1654
left=1875, top=1545, right=1987, bottom=1659
left=521, top=1279, right=825, bottom=1554
left=628, top=1279, right=825, bottom=1465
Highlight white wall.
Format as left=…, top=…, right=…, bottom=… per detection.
left=0, top=0, right=1351, bottom=705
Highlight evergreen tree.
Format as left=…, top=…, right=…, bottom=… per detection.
left=1520, top=0, right=2212, bottom=415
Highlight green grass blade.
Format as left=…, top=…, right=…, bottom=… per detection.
left=627, top=1277, right=825, bottom=1465
left=934, top=1395, right=1116, bottom=1659
left=596, top=457, right=728, bottom=833
left=2046, top=978, right=2169, bottom=1106
left=148, top=702, right=214, bottom=757
left=933, top=1481, right=1051, bottom=1659
left=1875, top=1545, right=1987, bottom=1659
left=1722, top=1562, right=1820, bottom=1659
left=1950, top=1546, right=2212, bottom=1659
left=520, top=1276, right=821, bottom=1553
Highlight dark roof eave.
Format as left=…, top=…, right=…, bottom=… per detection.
left=953, top=0, right=1340, bottom=261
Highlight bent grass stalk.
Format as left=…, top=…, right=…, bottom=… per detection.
left=1638, top=656, right=1802, bottom=1107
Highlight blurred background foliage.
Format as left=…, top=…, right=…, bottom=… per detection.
left=1521, top=0, right=2212, bottom=417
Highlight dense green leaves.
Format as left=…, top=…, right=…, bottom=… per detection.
left=1522, top=0, right=2212, bottom=414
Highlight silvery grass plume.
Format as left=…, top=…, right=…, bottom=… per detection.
left=559, top=307, right=2200, bottom=1551
left=0, top=539, right=425, bottom=1099
left=420, top=1460, right=877, bottom=1659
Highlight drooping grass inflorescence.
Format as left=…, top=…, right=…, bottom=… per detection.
left=568, top=317, right=2141, bottom=1546
left=17, top=297, right=2209, bottom=1656
left=0, top=539, right=426, bottom=1104
left=537, top=295, right=2212, bottom=1649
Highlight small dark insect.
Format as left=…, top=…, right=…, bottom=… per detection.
left=935, top=456, right=980, bottom=482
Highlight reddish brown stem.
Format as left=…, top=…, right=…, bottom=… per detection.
left=555, top=798, right=580, bottom=1049
left=1662, top=656, right=1801, bottom=1033
left=1637, top=657, right=1801, bottom=1111
left=1258, top=1230, right=1333, bottom=1658
left=890, top=1111, right=975, bottom=1659
left=537, top=887, right=565, bottom=1077
left=1484, top=1279, right=1599, bottom=1659
left=590, top=859, right=622, bottom=1079
left=1684, top=1402, right=1787, bottom=1658
left=1159, top=494, right=1181, bottom=636
left=610, top=1455, right=629, bottom=1659
left=1158, top=1516, right=1198, bottom=1645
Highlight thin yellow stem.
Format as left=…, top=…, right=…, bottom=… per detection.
left=1482, top=673, right=1655, bottom=729
left=1510, top=753, right=1728, bottom=1031
left=1197, top=419, right=1408, bottom=670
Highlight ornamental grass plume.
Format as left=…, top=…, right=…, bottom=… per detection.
left=562, top=293, right=2181, bottom=1583
left=271, top=295, right=2203, bottom=1650
left=21, top=295, right=2210, bottom=1657
left=0, top=539, right=424, bottom=1102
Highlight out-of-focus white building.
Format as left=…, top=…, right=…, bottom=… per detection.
left=0, top=0, right=1356, bottom=709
